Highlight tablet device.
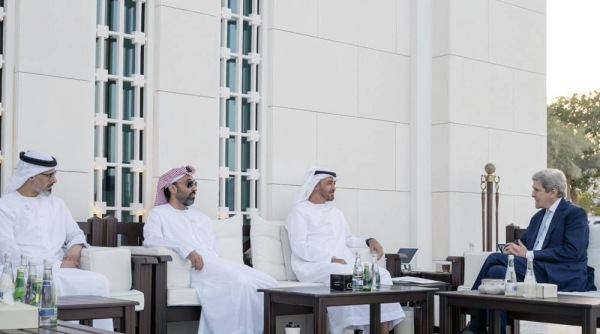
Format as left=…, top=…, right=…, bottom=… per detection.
left=397, top=248, right=419, bottom=265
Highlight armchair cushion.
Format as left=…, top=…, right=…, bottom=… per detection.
left=80, top=246, right=132, bottom=293
left=212, top=214, right=243, bottom=264
left=586, top=224, right=600, bottom=288
left=458, top=251, right=493, bottom=291
left=250, top=214, right=287, bottom=281
left=280, top=226, right=298, bottom=281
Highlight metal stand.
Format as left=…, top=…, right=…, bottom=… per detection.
left=480, top=163, right=500, bottom=252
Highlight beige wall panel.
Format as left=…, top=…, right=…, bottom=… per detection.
left=156, top=0, right=219, bottom=16
left=268, top=107, right=317, bottom=185
left=396, top=0, right=411, bottom=56
left=514, top=70, right=547, bottom=136
left=357, top=190, right=409, bottom=255
left=489, top=1, right=545, bottom=73
left=270, top=0, right=318, bottom=36
left=17, top=0, right=95, bottom=81
left=317, top=114, right=396, bottom=191
left=448, top=0, right=488, bottom=61
left=499, top=0, right=545, bottom=14
left=154, top=92, right=218, bottom=180
left=449, top=57, right=514, bottom=130
left=54, top=172, right=92, bottom=222
left=432, top=56, right=450, bottom=124
left=488, top=130, right=546, bottom=196
left=358, top=48, right=410, bottom=123
left=318, top=0, right=397, bottom=52
left=270, top=31, right=358, bottom=116
left=395, top=124, right=410, bottom=192
left=432, top=0, right=449, bottom=57
left=155, top=6, right=219, bottom=97
left=15, top=73, right=93, bottom=172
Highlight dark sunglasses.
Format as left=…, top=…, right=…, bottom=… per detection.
left=173, top=179, right=197, bottom=188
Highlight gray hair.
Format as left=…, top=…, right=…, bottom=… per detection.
left=532, top=168, right=566, bottom=198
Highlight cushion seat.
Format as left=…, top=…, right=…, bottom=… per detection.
left=111, top=289, right=145, bottom=311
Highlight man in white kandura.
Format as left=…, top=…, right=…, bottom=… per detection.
left=0, top=150, right=113, bottom=331
left=143, top=165, right=278, bottom=334
left=285, top=166, right=405, bottom=334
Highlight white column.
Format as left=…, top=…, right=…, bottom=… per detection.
left=409, top=0, right=433, bottom=270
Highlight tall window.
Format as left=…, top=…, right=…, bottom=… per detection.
left=94, top=0, right=147, bottom=222
left=219, top=0, right=262, bottom=222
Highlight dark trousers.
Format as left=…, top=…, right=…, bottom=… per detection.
left=468, top=253, right=547, bottom=334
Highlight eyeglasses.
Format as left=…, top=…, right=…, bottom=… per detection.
left=173, top=179, right=197, bottom=188
left=39, top=171, right=57, bottom=180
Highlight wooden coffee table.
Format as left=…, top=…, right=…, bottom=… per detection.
left=259, top=285, right=436, bottom=334
left=438, top=290, right=600, bottom=334
left=57, top=295, right=138, bottom=334
left=0, top=320, right=114, bottom=333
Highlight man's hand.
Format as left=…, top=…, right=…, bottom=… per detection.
left=504, top=240, right=528, bottom=257
left=187, top=251, right=204, bottom=270
left=331, top=257, right=347, bottom=264
left=368, top=239, right=384, bottom=260
left=62, top=244, right=83, bottom=268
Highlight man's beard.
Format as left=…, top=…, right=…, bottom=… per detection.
left=177, top=193, right=195, bottom=207
left=37, top=187, right=52, bottom=197
left=183, top=197, right=195, bottom=206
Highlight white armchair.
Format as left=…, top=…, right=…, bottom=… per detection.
left=79, top=246, right=149, bottom=332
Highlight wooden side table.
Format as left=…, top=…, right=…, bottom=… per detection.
left=57, top=295, right=138, bottom=334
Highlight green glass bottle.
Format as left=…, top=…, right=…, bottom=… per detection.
left=30, top=277, right=42, bottom=307
left=13, top=268, right=25, bottom=303
left=362, top=263, right=372, bottom=291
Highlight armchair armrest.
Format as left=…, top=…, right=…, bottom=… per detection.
left=446, top=256, right=464, bottom=290
left=80, top=246, right=132, bottom=293
left=385, top=253, right=408, bottom=278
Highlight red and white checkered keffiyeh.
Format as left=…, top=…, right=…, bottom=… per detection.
left=154, top=165, right=196, bottom=206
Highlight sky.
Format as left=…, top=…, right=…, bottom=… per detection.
left=547, top=0, right=600, bottom=101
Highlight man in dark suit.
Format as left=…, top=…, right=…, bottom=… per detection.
left=459, top=168, right=596, bottom=334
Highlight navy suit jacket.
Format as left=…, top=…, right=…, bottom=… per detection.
left=519, top=198, right=595, bottom=291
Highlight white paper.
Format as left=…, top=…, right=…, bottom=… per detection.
left=391, top=276, right=445, bottom=284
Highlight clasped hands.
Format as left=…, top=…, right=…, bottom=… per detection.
left=61, top=244, right=83, bottom=268
left=503, top=240, right=528, bottom=257
left=187, top=250, right=205, bottom=270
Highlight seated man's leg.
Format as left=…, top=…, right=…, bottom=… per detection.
left=53, top=268, right=113, bottom=331
left=192, top=259, right=277, bottom=334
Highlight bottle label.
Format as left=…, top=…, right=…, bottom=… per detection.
left=40, top=308, right=55, bottom=317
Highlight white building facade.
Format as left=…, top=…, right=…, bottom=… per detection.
left=0, top=0, right=547, bottom=269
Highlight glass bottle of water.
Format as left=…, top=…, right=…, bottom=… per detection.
left=25, top=260, right=37, bottom=305
left=371, top=253, right=380, bottom=291
left=523, top=257, right=537, bottom=298
left=352, top=252, right=363, bottom=291
left=20, top=255, right=28, bottom=287
left=504, top=255, right=517, bottom=296
left=0, top=253, right=15, bottom=304
left=39, top=259, right=58, bottom=326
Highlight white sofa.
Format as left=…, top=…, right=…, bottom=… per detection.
left=128, top=214, right=391, bottom=333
